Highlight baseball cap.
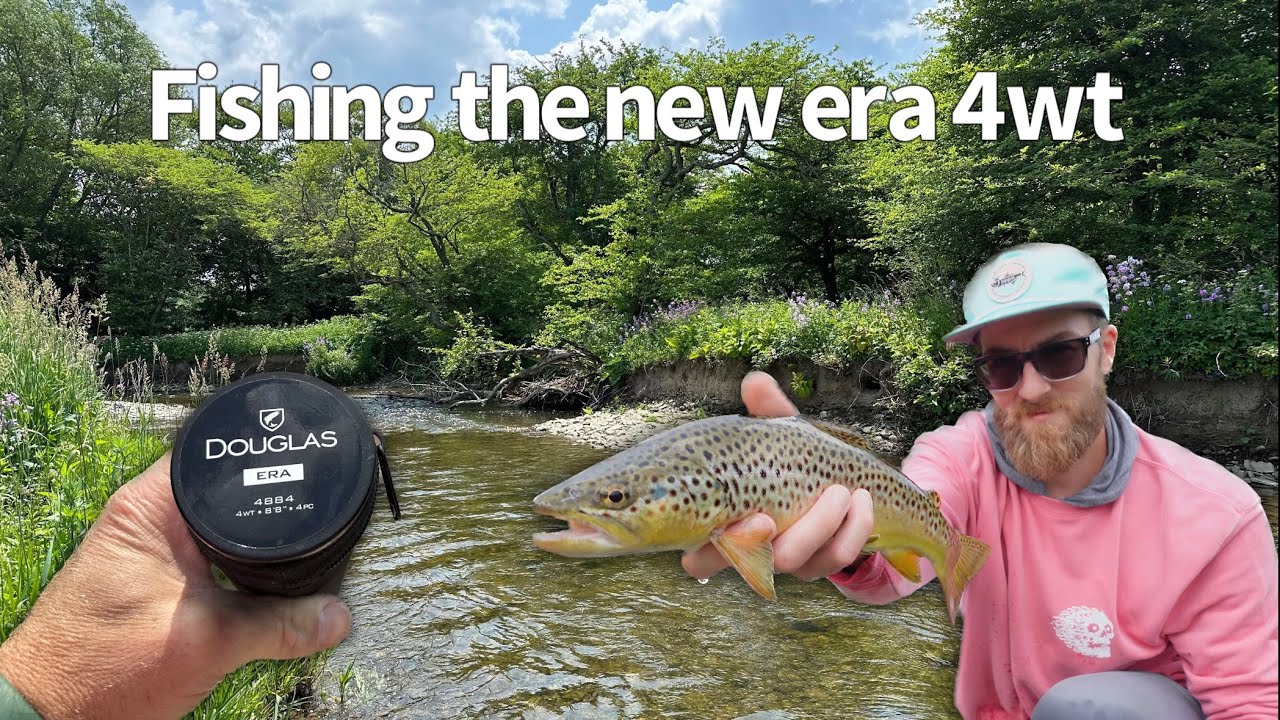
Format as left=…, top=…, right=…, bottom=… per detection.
left=943, top=243, right=1111, bottom=346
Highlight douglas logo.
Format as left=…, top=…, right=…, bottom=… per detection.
left=260, top=408, right=285, bottom=431
left=205, top=431, right=338, bottom=459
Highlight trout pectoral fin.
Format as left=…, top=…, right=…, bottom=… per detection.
left=710, top=525, right=777, bottom=601
left=880, top=548, right=924, bottom=583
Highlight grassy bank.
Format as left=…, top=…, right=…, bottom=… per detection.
left=0, top=258, right=326, bottom=719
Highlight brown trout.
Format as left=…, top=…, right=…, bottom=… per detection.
left=532, top=414, right=989, bottom=623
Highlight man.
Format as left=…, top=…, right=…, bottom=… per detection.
left=683, top=242, right=1279, bottom=720
left=0, top=454, right=352, bottom=719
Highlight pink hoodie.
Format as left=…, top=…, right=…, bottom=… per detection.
left=829, top=410, right=1279, bottom=720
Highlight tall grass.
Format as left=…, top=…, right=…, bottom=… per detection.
left=0, top=258, right=165, bottom=635
left=0, top=257, right=328, bottom=719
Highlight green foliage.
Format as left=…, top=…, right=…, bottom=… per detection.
left=436, top=312, right=507, bottom=381
left=74, top=141, right=275, bottom=334
left=872, top=0, right=1279, bottom=285
left=187, top=657, right=324, bottom=720
left=107, top=316, right=369, bottom=366
left=0, top=257, right=165, bottom=637
left=1104, top=257, right=1279, bottom=379
left=789, top=371, right=814, bottom=400
left=0, top=0, right=164, bottom=289
left=302, top=337, right=370, bottom=387
left=1, top=8, right=1275, bottom=419
left=607, top=294, right=987, bottom=427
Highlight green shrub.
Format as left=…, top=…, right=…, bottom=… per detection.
left=104, top=316, right=370, bottom=367
left=1104, top=257, right=1278, bottom=379
left=607, top=293, right=985, bottom=430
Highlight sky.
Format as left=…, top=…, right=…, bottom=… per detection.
left=123, top=0, right=944, bottom=104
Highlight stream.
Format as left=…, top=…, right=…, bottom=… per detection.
left=308, top=397, right=966, bottom=719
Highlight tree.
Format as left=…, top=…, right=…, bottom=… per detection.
left=0, top=0, right=164, bottom=290
left=871, top=0, right=1278, bottom=284
left=75, top=141, right=272, bottom=334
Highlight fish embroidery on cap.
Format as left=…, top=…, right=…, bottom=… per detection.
left=986, top=259, right=1032, bottom=303
left=1051, top=605, right=1115, bottom=658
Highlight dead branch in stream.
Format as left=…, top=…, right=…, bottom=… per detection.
left=386, top=346, right=611, bottom=409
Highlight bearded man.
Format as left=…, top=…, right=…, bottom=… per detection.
left=683, top=243, right=1279, bottom=720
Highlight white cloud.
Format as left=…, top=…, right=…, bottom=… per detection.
left=862, top=0, right=942, bottom=45
left=459, top=0, right=724, bottom=78
left=494, top=0, right=571, bottom=16
left=129, top=0, right=725, bottom=99
left=570, top=0, right=723, bottom=49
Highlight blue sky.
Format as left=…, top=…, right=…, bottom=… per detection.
left=122, top=0, right=943, bottom=96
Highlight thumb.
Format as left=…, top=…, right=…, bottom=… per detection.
left=741, top=371, right=798, bottom=418
left=222, top=594, right=352, bottom=664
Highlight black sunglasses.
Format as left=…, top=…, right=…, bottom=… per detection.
left=973, top=328, right=1102, bottom=391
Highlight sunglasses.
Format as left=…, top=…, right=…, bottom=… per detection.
left=973, top=328, right=1102, bottom=391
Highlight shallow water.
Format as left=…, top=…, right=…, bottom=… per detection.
left=311, top=398, right=963, bottom=719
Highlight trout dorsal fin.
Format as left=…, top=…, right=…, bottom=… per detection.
left=797, top=416, right=875, bottom=451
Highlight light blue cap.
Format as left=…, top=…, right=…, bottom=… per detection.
left=944, top=243, right=1111, bottom=346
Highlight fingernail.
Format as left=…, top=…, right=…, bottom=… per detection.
left=318, top=600, right=351, bottom=646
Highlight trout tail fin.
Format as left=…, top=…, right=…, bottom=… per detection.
left=938, top=530, right=990, bottom=625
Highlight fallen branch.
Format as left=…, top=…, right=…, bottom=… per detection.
left=450, top=349, right=588, bottom=408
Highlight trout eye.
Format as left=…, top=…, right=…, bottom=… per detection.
left=601, top=485, right=631, bottom=508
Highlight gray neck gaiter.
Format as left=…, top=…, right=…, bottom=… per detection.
left=984, top=398, right=1139, bottom=508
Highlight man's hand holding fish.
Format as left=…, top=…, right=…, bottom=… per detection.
left=679, top=371, right=878, bottom=583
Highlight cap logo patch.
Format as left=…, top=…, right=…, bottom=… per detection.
left=987, top=259, right=1032, bottom=303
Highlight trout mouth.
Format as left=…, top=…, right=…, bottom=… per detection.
left=531, top=507, right=630, bottom=557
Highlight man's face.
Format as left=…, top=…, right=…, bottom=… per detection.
left=977, top=308, right=1118, bottom=481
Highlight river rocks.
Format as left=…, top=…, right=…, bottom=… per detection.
left=530, top=402, right=908, bottom=456
left=104, top=400, right=192, bottom=428
left=530, top=401, right=703, bottom=450
left=1225, top=457, right=1280, bottom=494
left=1243, top=459, right=1276, bottom=475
